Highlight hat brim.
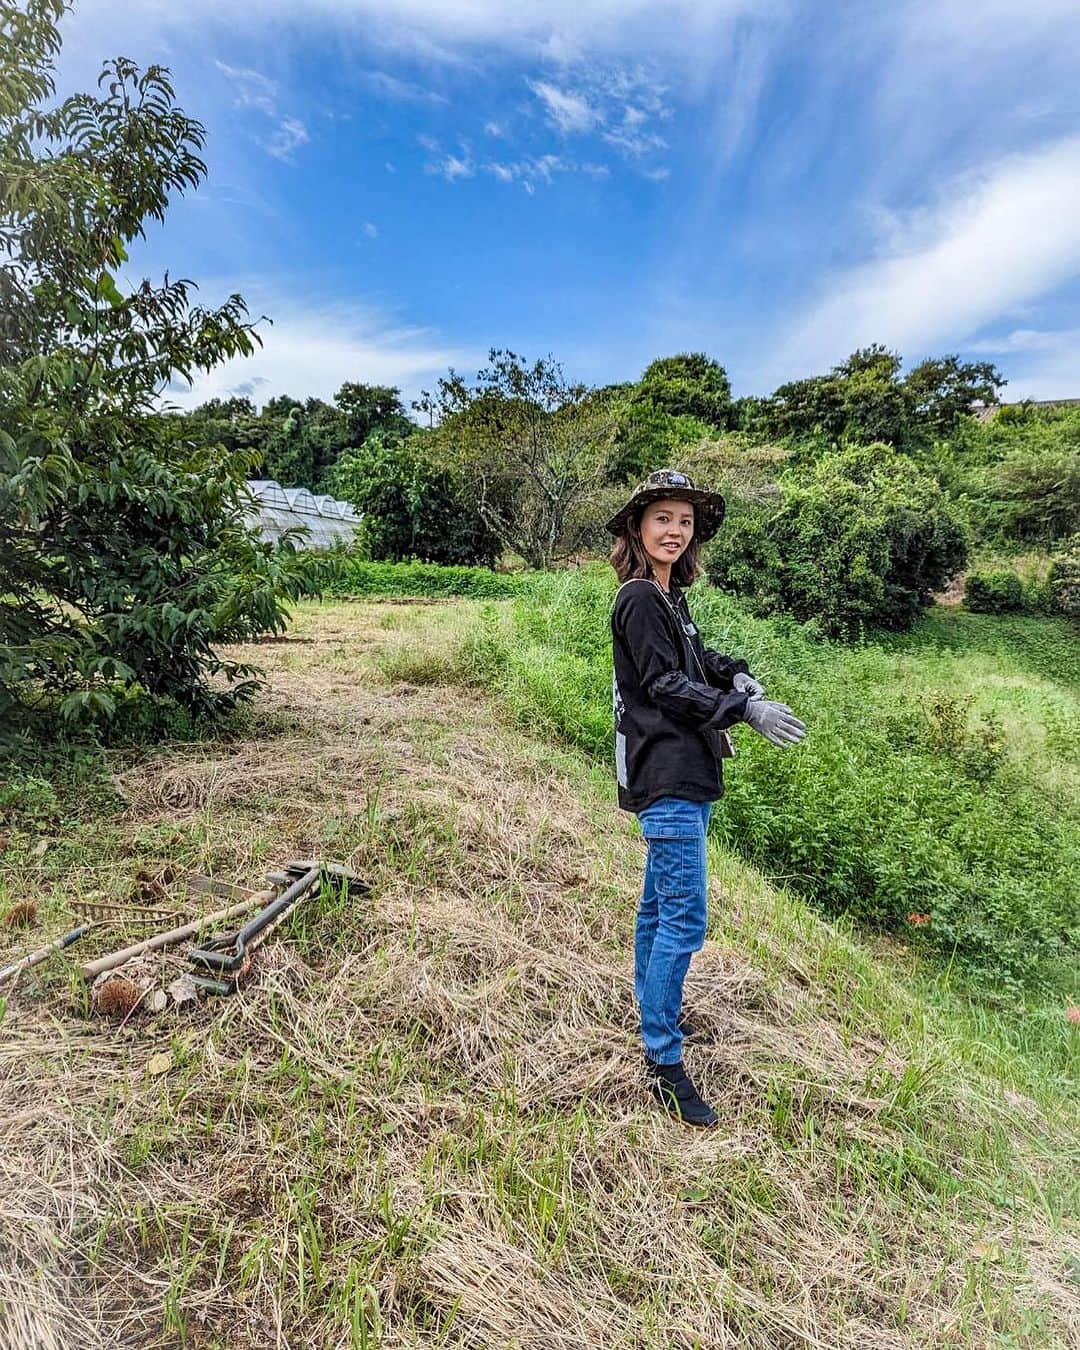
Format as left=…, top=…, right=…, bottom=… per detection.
left=605, top=486, right=726, bottom=543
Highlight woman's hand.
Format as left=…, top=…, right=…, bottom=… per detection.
left=743, top=699, right=806, bottom=747
left=733, top=672, right=765, bottom=699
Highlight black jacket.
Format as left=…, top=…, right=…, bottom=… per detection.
left=611, top=578, right=751, bottom=813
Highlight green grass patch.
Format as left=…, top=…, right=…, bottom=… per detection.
left=323, top=558, right=536, bottom=600
left=452, top=567, right=1079, bottom=993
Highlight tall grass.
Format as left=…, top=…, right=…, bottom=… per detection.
left=457, top=568, right=1079, bottom=991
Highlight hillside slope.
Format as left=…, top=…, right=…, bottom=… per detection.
left=1, top=599, right=1077, bottom=1348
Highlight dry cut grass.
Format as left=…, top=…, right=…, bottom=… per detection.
left=1, top=599, right=1077, bottom=1348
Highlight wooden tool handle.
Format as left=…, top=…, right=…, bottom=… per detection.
left=0, top=924, right=94, bottom=984
left=80, top=891, right=274, bottom=981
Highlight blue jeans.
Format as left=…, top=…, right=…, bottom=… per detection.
left=635, top=796, right=712, bottom=1065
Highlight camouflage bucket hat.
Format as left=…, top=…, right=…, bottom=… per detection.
left=604, top=469, right=726, bottom=543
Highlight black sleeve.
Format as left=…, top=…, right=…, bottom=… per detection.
left=615, top=587, right=749, bottom=731
left=701, top=649, right=751, bottom=691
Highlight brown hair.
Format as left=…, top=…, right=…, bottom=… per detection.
left=609, top=505, right=703, bottom=586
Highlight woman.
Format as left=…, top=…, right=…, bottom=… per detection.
left=608, top=469, right=806, bottom=1128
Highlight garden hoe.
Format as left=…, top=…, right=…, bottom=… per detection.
left=187, top=859, right=368, bottom=988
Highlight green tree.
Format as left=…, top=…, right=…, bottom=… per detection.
left=181, top=395, right=265, bottom=456
left=753, top=347, right=1006, bottom=450
left=752, top=373, right=847, bottom=443
left=633, top=352, right=733, bottom=429
left=1, top=0, right=315, bottom=737
left=903, top=354, right=1005, bottom=437
left=419, top=350, right=615, bottom=569
left=335, top=380, right=411, bottom=447
left=327, top=428, right=500, bottom=565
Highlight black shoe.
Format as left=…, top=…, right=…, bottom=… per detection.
left=644, top=1057, right=719, bottom=1129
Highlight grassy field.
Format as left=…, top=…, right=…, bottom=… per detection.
left=1, top=597, right=1078, bottom=1348
left=443, top=569, right=1078, bottom=994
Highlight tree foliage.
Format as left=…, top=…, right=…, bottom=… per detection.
left=419, top=349, right=616, bottom=569
left=179, top=382, right=412, bottom=492
left=932, top=403, right=1080, bottom=545
left=743, top=346, right=1006, bottom=449
left=633, top=352, right=733, bottom=429
left=326, top=427, right=500, bottom=565
left=708, top=444, right=968, bottom=636
left=0, top=0, right=316, bottom=739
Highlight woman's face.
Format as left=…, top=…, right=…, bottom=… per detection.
left=639, top=497, right=695, bottom=570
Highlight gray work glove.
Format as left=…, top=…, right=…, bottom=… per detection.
left=733, top=672, right=766, bottom=699
left=743, top=698, right=806, bottom=747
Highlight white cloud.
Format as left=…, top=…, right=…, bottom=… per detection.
left=211, top=58, right=310, bottom=163
left=601, top=125, right=667, bottom=157
left=72, top=2, right=763, bottom=69
left=964, top=325, right=1080, bottom=400
left=770, top=135, right=1080, bottom=381
left=361, top=220, right=379, bottom=238
left=966, top=327, right=1080, bottom=355
left=528, top=79, right=596, bottom=134
left=265, top=117, right=310, bottom=161
left=426, top=153, right=474, bottom=181
left=525, top=65, right=671, bottom=174
left=482, top=153, right=609, bottom=192
left=484, top=120, right=504, bottom=137
left=214, top=60, right=277, bottom=115
left=358, top=70, right=447, bottom=103
left=161, top=296, right=474, bottom=408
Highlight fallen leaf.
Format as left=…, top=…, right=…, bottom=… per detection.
left=971, top=1240, right=1002, bottom=1262
left=30, top=838, right=49, bottom=859
left=147, top=1051, right=174, bottom=1077
left=168, top=974, right=199, bottom=1009
left=147, top=989, right=168, bottom=1014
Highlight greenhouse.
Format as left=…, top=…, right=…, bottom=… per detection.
left=244, top=479, right=362, bottom=549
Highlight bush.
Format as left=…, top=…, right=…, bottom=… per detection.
left=964, top=570, right=1027, bottom=614
left=940, top=405, right=1080, bottom=547
left=1048, top=534, right=1080, bottom=618
left=707, top=444, right=967, bottom=636
left=326, top=429, right=500, bottom=566
left=456, top=569, right=1078, bottom=988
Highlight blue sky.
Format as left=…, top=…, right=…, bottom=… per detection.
left=61, top=0, right=1080, bottom=409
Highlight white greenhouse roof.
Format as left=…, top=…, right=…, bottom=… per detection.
left=245, top=479, right=361, bottom=549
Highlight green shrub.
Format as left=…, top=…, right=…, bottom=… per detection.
left=707, top=444, right=967, bottom=636
left=326, top=429, right=500, bottom=566
left=1049, top=534, right=1080, bottom=618
left=964, top=570, right=1027, bottom=614
left=0, top=774, right=59, bottom=825
left=938, top=405, right=1080, bottom=547
left=458, top=570, right=1078, bottom=989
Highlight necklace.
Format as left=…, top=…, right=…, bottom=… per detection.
left=650, top=580, right=706, bottom=677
